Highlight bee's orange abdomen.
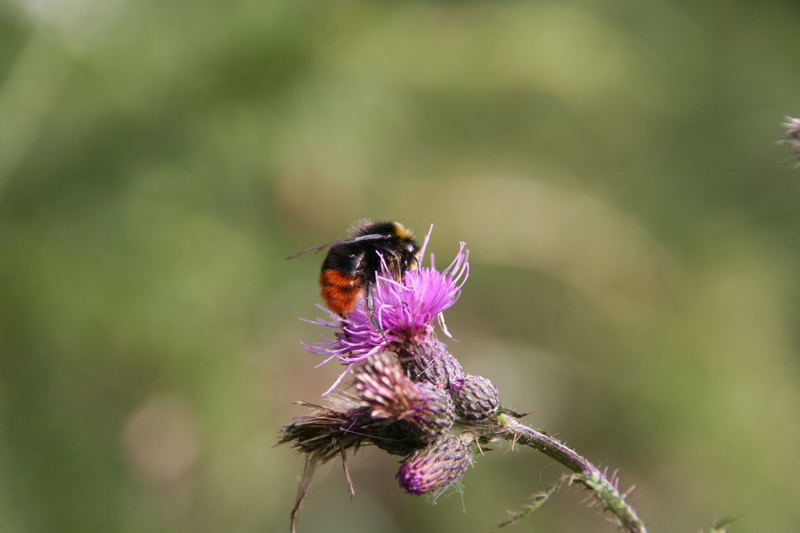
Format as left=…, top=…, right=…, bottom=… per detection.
left=319, top=269, right=362, bottom=315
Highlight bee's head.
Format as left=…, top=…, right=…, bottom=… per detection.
left=390, top=222, right=420, bottom=272
left=399, top=237, right=420, bottom=272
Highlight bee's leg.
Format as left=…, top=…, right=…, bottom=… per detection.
left=365, top=282, right=383, bottom=332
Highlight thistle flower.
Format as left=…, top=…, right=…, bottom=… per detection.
left=278, top=401, right=373, bottom=462
left=370, top=241, right=469, bottom=345
left=354, top=354, right=455, bottom=441
left=397, top=433, right=472, bottom=495
left=304, top=234, right=469, bottom=392
left=284, top=226, right=652, bottom=533
left=278, top=397, right=432, bottom=461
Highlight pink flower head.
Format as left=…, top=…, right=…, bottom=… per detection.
left=303, top=228, right=469, bottom=394
left=373, top=241, right=469, bottom=343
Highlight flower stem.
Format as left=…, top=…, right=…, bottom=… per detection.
left=495, top=413, right=647, bottom=533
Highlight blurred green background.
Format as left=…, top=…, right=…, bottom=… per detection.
left=1, top=1, right=799, bottom=532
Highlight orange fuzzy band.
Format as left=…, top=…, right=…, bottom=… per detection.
left=319, top=269, right=360, bottom=288
left=320, top=269, right=362, bottom=315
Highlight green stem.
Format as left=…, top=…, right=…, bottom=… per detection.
left=495, top=413, right=648, bottom=533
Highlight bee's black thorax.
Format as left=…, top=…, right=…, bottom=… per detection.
left=322, top=221, right=419, bottom=285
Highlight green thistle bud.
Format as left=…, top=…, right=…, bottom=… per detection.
left=453, top=374, right=500, bottom=421
left=397, top=433, right=471, bottom=495
left=413, top=382, right=456, bottom=441
left=399, top=338, right=465, bottom=389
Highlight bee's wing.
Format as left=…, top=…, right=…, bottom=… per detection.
left=286, top=233, right=389, bottom=259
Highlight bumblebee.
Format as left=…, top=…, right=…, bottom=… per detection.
left=289, top=221, right=420, bottom=321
